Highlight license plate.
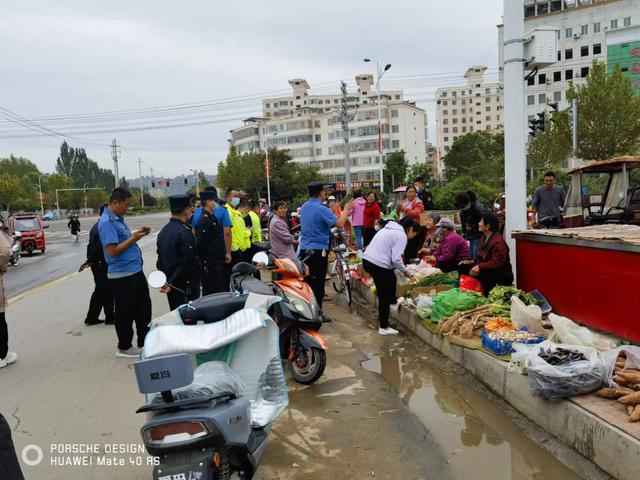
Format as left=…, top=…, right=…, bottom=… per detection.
left=155, top=458, right=213, bottom=480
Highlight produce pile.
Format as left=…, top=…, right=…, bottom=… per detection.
left=597, top=351, right=640, bottom=422
left=413, top=272, right=459, bottom=289
left=487, top=329, right=542, bottom=343
left=431, top=288, right=487, bottom=322
left=437, top=305, right=496, bottom=338
left=538, top=347, right=587, bottom=365
left=488, top=286, right=539, bottom=309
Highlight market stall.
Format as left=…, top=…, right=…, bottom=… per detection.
left=513, top=225, right=640, bottom=342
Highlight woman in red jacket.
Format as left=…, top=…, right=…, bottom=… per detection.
left=398, top=186, right=424, bottom=261
left=362, top=191, right=381, bottom=248
left=460, top=211, right=514, bottom=295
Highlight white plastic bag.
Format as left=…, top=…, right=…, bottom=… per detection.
left=416, top=295, right=434, bottom=308
left=510, top=296, right=544, bottom=334
left=522, top=340, right=606, bottom=400
left=603, top=346, right=640, bottom=387
left=549, top=313, right=619, bottom=351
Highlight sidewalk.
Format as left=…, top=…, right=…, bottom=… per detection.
left=354, top=281, right=640, bottom=480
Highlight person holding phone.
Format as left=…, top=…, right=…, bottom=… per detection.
left=98, top=188, right=152, bottom=358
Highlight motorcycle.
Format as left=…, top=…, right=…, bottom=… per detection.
left=231, top=249, right=328, bottom=385
left=9, top=232, right=21, bottom=266
left=139, top=269, right=288, bottom=480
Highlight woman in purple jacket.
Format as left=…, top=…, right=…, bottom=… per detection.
left=425, top=217, right=470, bottom=273
left=269, top=201, right=298, bottom=260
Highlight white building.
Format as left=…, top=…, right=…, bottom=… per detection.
left=434, top=66, right=503, bottom=173
left=498, top=0, right=638, bottom=119
left=229, top=76, right=428, bottom=190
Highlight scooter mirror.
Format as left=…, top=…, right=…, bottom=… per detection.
left=494, top=203, right=501, bottom=210
left=14, top=231, right=22, bottom=238
left=147, top=270, right=167, bottom=289
left=252, top=251, right=269, bottom=266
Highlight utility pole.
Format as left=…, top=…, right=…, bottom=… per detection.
left=34, top=176, right=44, bottom=217
left=138, top=158, right=144, bottom=209
left=111, top=139, right=120, bottom=188
left=340, top=81, right=353, bottom=194
left=191, top=169, right=200, bottom=196
left=572, top=98, right=579, bottom=163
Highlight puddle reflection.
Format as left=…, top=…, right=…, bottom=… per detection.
left=362, top=341, right=583, bottom=480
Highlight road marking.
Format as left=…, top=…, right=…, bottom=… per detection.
left=7, top=270, right=85, bottom=305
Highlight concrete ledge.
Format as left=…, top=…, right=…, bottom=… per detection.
left=355, top=281, right=640, bottom=480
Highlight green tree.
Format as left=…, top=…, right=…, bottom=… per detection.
left=383, top=151, right=408, bottom=190
left=0, top=174, right=21, bottom=211
left=443, top=131, right=504, bottom=189
left=433, top=175, right=501, bottom=210
left=405, top=163, right=435, bottom=186
left=527, top=110, right=573, bottom=172
left=55, top=141, right=116, bottom=189
left=0, top=155, right=42, bottom=211
left=45, top=174, right=74, bottom=210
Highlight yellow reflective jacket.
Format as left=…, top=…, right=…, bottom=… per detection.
left=226, top=205, right=251, bottom=252
left=248, top=211, right=262, bottom=244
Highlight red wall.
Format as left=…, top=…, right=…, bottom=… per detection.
left=516, top=239, right=640, bottom=342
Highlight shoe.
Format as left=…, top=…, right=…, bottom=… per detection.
left=84, top=318, right=104, bottom=326
left=104, top=319, right=115, bottom=325
left=379, top=327, right=399, bottom=336
left=389, top=297, right=404, bottom=314
left=0, top=352, right=18, bottom=368
left=115, top=347, right=140, bottom=358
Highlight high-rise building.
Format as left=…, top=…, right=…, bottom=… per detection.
left=434, top=66, right=503, bottom=173
left=607, top=24, right=640, bottom=94
left=229, top=76, right=428, bottom=191
left=498, top=0, right=638, bottom=119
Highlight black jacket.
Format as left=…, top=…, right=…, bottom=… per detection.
left=417, top=188, right=434, bottom=210
left=156, top=218, right=200, bottom=288
left=460, top=203, right=485, bottom=241
left=86, top=222, right=106, bottom=271
left=68, top=218, right=80, bottom=235
left=195, top=209, right=226, bottom=267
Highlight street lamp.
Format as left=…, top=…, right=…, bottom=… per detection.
left=190, top=169, right=200, bottom=196
left=364, top=58, right=392, bottom=193
left=83, top=183, right=88, bottom=215
left=264, top=131, right=277, bottom=207
left=33, top=175, right=44, bottom=217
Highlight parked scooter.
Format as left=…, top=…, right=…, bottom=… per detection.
left=139, top=269, right=288, bottom=480
left=9, top=232, right=21, bottom=266
left=233, top=250, right=328, bottom=385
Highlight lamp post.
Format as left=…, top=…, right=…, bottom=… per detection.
left=364, top=58, right=391, bottom=192
left=33, top=175, right=44, bottom=217
left=264, top=131, right=277, bottom=206
left=83, top=184, right=88, bottom=215
left=190, top=169, right=200, bottom=196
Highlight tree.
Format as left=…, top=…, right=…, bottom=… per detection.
left=0, top=155, right=42, bottom=211
left=527, top=110, right=573, bottom=172
left=55, top=141, right=116, bottom=189
left=443, top=131, right=504, bottom=189
left=433, top=175, right=501, bottom=211
left=405, top=163, right=435, bottom=186
left=383, top=151, right=408, bottom=191
left=0, top=175, right=21, bottom=212
left=45, top=174, right=74, bottom=210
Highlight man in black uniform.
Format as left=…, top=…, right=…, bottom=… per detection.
left=414, top=175, right=434, bottom=210
left=80, top=204, right=114, bottom=325
left=156, top=195, right=200, bottom=310
left=195, top=190, right=227, bottom=295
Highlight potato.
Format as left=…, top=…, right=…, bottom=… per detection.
left=614, top=375, right=630, bottom=386
left=597, top=387, right=635, bottom=399
left=618, top=392, right=640, bottom=405
left=631, top=405, right=640, bottom=423
left=619, top=371, right=640, bottom=385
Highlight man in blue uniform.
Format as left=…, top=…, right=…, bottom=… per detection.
left=157, top=195, right=201, bottom=310
left=98, top=188, right=151, bottom=358
left=300, top=181, right=352, bottom=308
left=195, top=190, right=227, bottom=295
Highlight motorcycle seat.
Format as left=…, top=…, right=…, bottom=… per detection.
left=179, top=293, right=247, bottom=324
left=240, top=277, right=274, bottom=296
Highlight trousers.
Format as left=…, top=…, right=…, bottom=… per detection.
left=202, top=263, right=226, bottom=296
left=167, top=282, right=200, bottom=311
left=0, top=313, right=7, bottom=359
left=0, top=413, right=24, bottom=480
left=111, top=271, right=151, bottom=350
left=301, top=249, right=328, bottom=308
left=362, top=259, right=396, bottom=329
left=85, top=265, right=114, bottom=323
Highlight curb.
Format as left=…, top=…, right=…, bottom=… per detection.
left=355, top=281, right=640, bottom=480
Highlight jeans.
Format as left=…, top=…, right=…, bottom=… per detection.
left=469, top=238, right=480, bottom=260
left=353, top=226, right=364, bottom=250
left=111, top=272, right=151, bottom=350
left=362, top=259, right=396, bottom=329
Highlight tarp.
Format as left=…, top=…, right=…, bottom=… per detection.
left=515, top=224, right=640, bottom=246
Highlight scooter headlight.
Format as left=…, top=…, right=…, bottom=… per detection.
left=143, top=420, right=216, bottom=447
left=289, top=296, right=314, bottom=320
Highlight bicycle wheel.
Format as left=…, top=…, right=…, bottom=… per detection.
left=331, top=259, right=346, bottom=294
left=343, top=269, right=352, bottom=306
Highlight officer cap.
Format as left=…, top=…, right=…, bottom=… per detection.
left=308, top=181, right=324, bottom=196
left=169, top=194, right=191, bottom=213
left=199, top=190, right=219, bottom=203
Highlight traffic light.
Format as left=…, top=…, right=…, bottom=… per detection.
left=166, top=179, right=170, bottom=187
left=528, top=112, right=546, bottom=138
left=548, top=102, right=559, bottom=112
left=184, top=178, right=188, bottom=186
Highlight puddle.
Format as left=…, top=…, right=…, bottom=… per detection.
left=361, top=339, right=583, bottom=480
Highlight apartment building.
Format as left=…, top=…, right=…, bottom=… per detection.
left=434, top=66, right=503, bottom=173
left=229, top=76, right=428, bottom=189
left=606, top=24, right=640, bottom=93
left=498, top=0, right=638, bottom=119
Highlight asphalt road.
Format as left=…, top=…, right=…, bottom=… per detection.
left=4, top=212, right=170, bottom=299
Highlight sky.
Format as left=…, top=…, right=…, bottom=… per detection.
left=0, top=0, right=502, bottom=180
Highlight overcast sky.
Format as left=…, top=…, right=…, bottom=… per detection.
left=0, top=0, right=502, bottom=180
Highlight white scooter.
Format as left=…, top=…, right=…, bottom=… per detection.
left=9, top=232, right=21, bottom=266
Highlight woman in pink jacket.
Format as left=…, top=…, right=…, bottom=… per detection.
left=350, top=191, right=367, bottom=251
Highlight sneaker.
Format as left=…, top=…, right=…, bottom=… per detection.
left=0, top=352, right=18, bottom=368
left=389, top=297, right=405, bottom=314
left=379, top=327, right=399, bottom=336
left=84, top=318, right=104, bottom=326
left=115, top=347, right=140, bottom=358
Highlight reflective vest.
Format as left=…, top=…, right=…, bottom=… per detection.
left=226, top=205, right=251, bottom=252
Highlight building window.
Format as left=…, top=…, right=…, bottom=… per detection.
left=539, top=73, right=547, bottom=84
left=470, top=126, right=474, bottom=132
left=557, top=50, right=561, bottom=61
left=392, top=140, right=400, bottom=149
left=443, top=119, right=448, bottom=125
left=443, top=128, right=449, bottom=133
left=486, top=97, right=491, bottom=103
left=565, top=69, right=573, bottom=80
left=593, top=43, right=602, bottom=55
left=581, top=24, right=588, bottom=35
left=315, top=134, right=321, bottom=142
left=581, top=66, right=590, bottom=78
left=462, top=108, right=466, bottom=114
left=334, top=99, right=339, bottom=104
left=565, top=27, right=572, bottom=38
left=554, top=91, right=561, bottom=102
left=391, top=125, right=399, bottom=133
left=453, top=127, right=458, bottom=133
left=462, top=127, right=466, bottom=133
left=265, top=103, right=270, bottom=108
left=391, top=110, right=398, bottom=117
left=565, top=48, right=573, bottom=60
left=485, top=88, right=491, bottom=94
left=452, top=109, right=457, bottom=115
left=443, top=110, right=448, bottom=115
left=486, top=125, right=492, bottom=131
left=314, top=120, right=321, bottom=128
left=452, top=118, right=458, bottom=124
left=486, top=106, right=491, bottom=112
left=553, top=71, right=561, bottom=82
left=611, top=19, right=618, bottom=30
left=581, top=45, right=589, bottom=57
left=442, top=101, right=448, bottom=106
left=485, top=116, right=491, bottom=121
left=462, top=118, right=466, bottom=123
left=538, top=94, right=546, bottom=104
left=452, top=91, right=457, bottom=97
left=444, top=137, right=449, bottom=142
left=527, top=76, right=535, bottom=86
left=452, top=100, right=457, bottom=105
left=395, top=95, right=400, bottom=100
left=316, top=148, right=322, bottom=155
left=461, top=99, right=466, bottom=105
left=442, top=92, right=447, bottom=97
left=593, top=22, right=600, bottom=34
left=624, top=17, right=631, bottom=27
left=476, top=120, right=481, bottom=125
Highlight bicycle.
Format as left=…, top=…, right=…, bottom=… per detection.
left=329, top=228, right=353, bottom=306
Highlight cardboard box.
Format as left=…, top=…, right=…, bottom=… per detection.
left=396, top=281, right=416, bottom=298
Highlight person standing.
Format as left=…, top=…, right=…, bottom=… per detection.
left=398, top=186, right=424, bottom=261
left=533, top=171, right=566, bottom=228
left=455, top=190, right=484, bottom=260
left=68, top=214, right=81, bottom=243
left=300, top=182, right=352, bottom=308
left=269, top=201, right=298, bottom=260
left=363, top=217, right=421, bottom=335
left=350, top=191, right=366, bottom=251
left=80, top=204, right=114, bottom=326
left=0, top=232, right=17, bottom=369
left=195, top=190, right=227, bottom=295
left=157, top=195, right=201, bottom=310
left=414, top=176, right=434, bottom=210
left=362, top=191, right=381, bottom=248
left=226, top=191, right=251, bottom=267
left=98, top=188, right=151, bottom=358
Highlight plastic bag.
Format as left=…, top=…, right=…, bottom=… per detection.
left=510, top=296, right=543, bottom=334
left=522, top=341, right=606, bottom=400
left=603, top=346, right=640, bottom=387
left=416, top=295, right=433, bottom=308
left=431, top=288, right=487, bottom=322
left=549, top=314, right=619, bottom=351
left=459, top=275, right=484, bottom=294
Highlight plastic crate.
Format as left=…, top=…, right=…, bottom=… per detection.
left=482, top=328, right=544, bottom=356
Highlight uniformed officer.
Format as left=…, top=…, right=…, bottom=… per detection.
left=195, top=190, right=227, bottom=295
left=156, top=194, right=201, bottom=310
